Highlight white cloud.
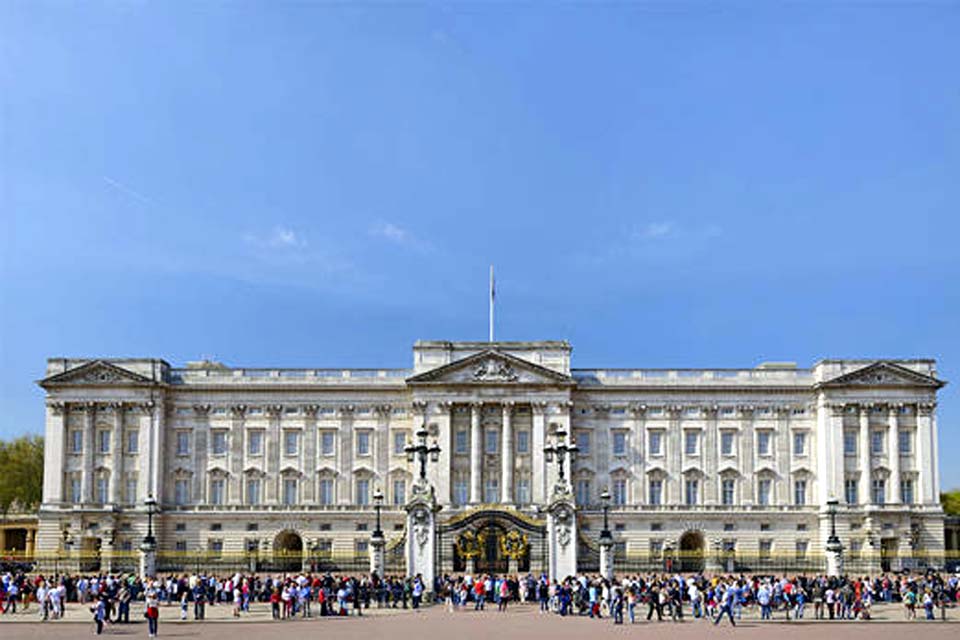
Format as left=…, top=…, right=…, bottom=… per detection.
left=370, top=221, right=412, bottom=245
left=244, top=226, right=306, bottom=250
left=638, top=221, right=674, bottom=239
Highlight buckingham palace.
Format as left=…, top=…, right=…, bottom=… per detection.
left=35, top=340, right=947, bottom=578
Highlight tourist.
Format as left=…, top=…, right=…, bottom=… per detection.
left=144, top=582, right=160, bottom=638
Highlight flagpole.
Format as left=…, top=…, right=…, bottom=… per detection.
left=489, top=265, right=494, bottom=343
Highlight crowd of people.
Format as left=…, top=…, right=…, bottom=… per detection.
left=0, top=567, right=957, bottom=634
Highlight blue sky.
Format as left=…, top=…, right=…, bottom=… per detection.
left=1, top=3, right=958, bottom=488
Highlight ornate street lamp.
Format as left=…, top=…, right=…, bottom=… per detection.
left=405, top=425, right=441, bottom=482
left=826, top=497, right=840, bottom=546
left=543, top=428, right=579, bottom=484
left=599, top=487, right=612, bottom=542
left=143, top=494, right=158, bottom=548
left=373, top=486, right=384, bottom=537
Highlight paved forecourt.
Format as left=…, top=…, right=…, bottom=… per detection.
left=1, top=603, right=958, bottom=639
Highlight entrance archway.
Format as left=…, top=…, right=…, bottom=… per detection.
left=678, top=530, right=705, bottom=573
left=273, top=530, right=303, bottom=573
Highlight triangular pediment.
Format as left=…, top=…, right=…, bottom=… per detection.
left=407, top=349, right=573, bottom=385
left=39, top=360, right=156, bottom=387
left=818, top=361, right=945, bottom=389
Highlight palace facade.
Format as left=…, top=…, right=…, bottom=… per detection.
left=36, top=340, right=947, bottom=575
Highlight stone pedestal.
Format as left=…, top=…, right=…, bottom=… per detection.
left=139, top=541, right=157, bottom=579
left=465, top=557, right=476, bottom=576
left=546, top=484, right=577, bottom=581
left=508, top=557, right=519, bottom=576
left=405, top=479, right=440, bottom=589
left=370, top=533, right=386, bottom=578
left=825, top=539, right=844, bottom=577
left=599, top=537, right=614, bottom=581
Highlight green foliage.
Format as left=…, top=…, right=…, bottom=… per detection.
left=0, top=435, right=44, bottom=514
left=942, top=490, right=960, bottom=516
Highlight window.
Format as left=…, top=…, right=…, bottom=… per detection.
left=720, top=432, right=734, bottom=456
left=392, top=479, right=406, bottom=506
left=650, top=522, right=663, bottom=531
left=283, top=478, right=298, bottom=505
left=721, top=478, right=735, bottom=506
left=318, top=478, right=334, bottom=505
left=684, top=432, right=698, bottom=455
left=649, top=539, right=663, bottom=559
left=871, top=431, right=884, bottom=455
left=575, top=479, right=591, bottom=505
left=724, top=523, right=735, bottom=532
left=684, top=479, right=699, bottom=506
left=648, top=432, right=663, bottom=456
left=759, top=540, right=772, bottom=561
left=485, top=430, right=499, bottom=454
left=211, top=431, right=227, bottom=455
left=455, top=430, right=468, bottom=454
left=757, top=431, right=771, bottom=456
left=901, top=478, right=914, bottom=504
left=174, top=479, right=189, bottom=505
left=576, top=432, right=590, bottom=455
left=612, top=432, right=626, bottom=456
left=176, top=431, right=190, bottom=456
left=872, top=478, right=886, bottom=505
left=517, top=430, right=530, bottom=454
left=356, top=432, right=370, bottom=456
left=96, top=477, right=108, bottom=503
left=70, top=430, right=82, bottom=454
left=321, top=432, right=335, bottom=456
left=175, top=540, right=188, bottom=552
left=70, top=477, right=81, bottom=503
left=795, top=540, right=809, bottom=560
left=898, top=431, right=912, bottom=455
left=393, top=432, right=406, bottom=455
left=284, top=431, right=299, bottom=456
left=648, top=479, right=663, bottom=506
left=485, top=478, right=500, bottom=503
left=793, top=432, right=806, bottom=456
left=845, top=478, right=858, bottom=505
left=126, top=430, right=139, bottom=454
left=758, top=479, right=772, bottom=506
left=98, top=430, right=111, bottom=454
left=246, top=478, right=261, bottom=505
left=210, top=478, right=225, bottom=505
left=125, top=477, right=137, bottom=504
left=760, top=522, right=771, bottom=532
left=613, top=478, right=627, bottom=506
left=454, top=478, right=468, bottom=506
left=248, top=431, right=263, bottom=456
left=209, top=539, right=223, bottom=556
left=516, top=477, right=530, bottom=505
left=356, top=478, right=370, bottom=505
left=355, top=539, right=368, bottom=553
left=793, top=479, right=807, bottom=506
left=844, top=431, right=857, bottom=455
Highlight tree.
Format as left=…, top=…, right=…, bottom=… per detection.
left=942, top=490, right=960, bottom=516
left=0, top=435, right=44, bottom=514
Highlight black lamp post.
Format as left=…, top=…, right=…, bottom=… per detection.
left=826, top=497, right=840, bottom=546
left=143, top=494, right=158, bottom=548
left=405, top=425, right=440, bottom=482
left=373, top=487, right=384, bottom=538
left=599, top=487, right=612, bottom=542
left=543, top=428, right=579, bottom=484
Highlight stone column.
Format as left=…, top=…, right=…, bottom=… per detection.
left=109, top=404, right=124, bottom=504
left=501, top=402, right=513, bottom=504
left=405, top=499, right=438, bottom=591
left=667, top=406, right=682, bottom=505
left=264, top=405, right=281, bottom=505
left=338, top=406, right=355, bottom=505
left=740, top=407, right=755, bottom=505
left=631, top=405, right=646, bottom=504
left=532, top=402, right=547, bottom=505
left=433, top=402, right=453, bottom=505
left=858, top=406, right=871, bottom=505
left=917, top=403, right=935, bottom=503
left=42, top=402, right=66, bottom=504
left=304, top=405, right=319, bottom=503
left=193, top=405, right=211, bottom=504
left=149, top=400, right=165, bottom=503
left=704, top=407, right=718, bottom=504
left=81, top=403, right=96, bottom=503
left=470, top=402, right=482, bottom=504
left=887, top=405, right=901, bottom=504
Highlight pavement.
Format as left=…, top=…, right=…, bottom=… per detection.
left=0, top=601, right=956, bottom=639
